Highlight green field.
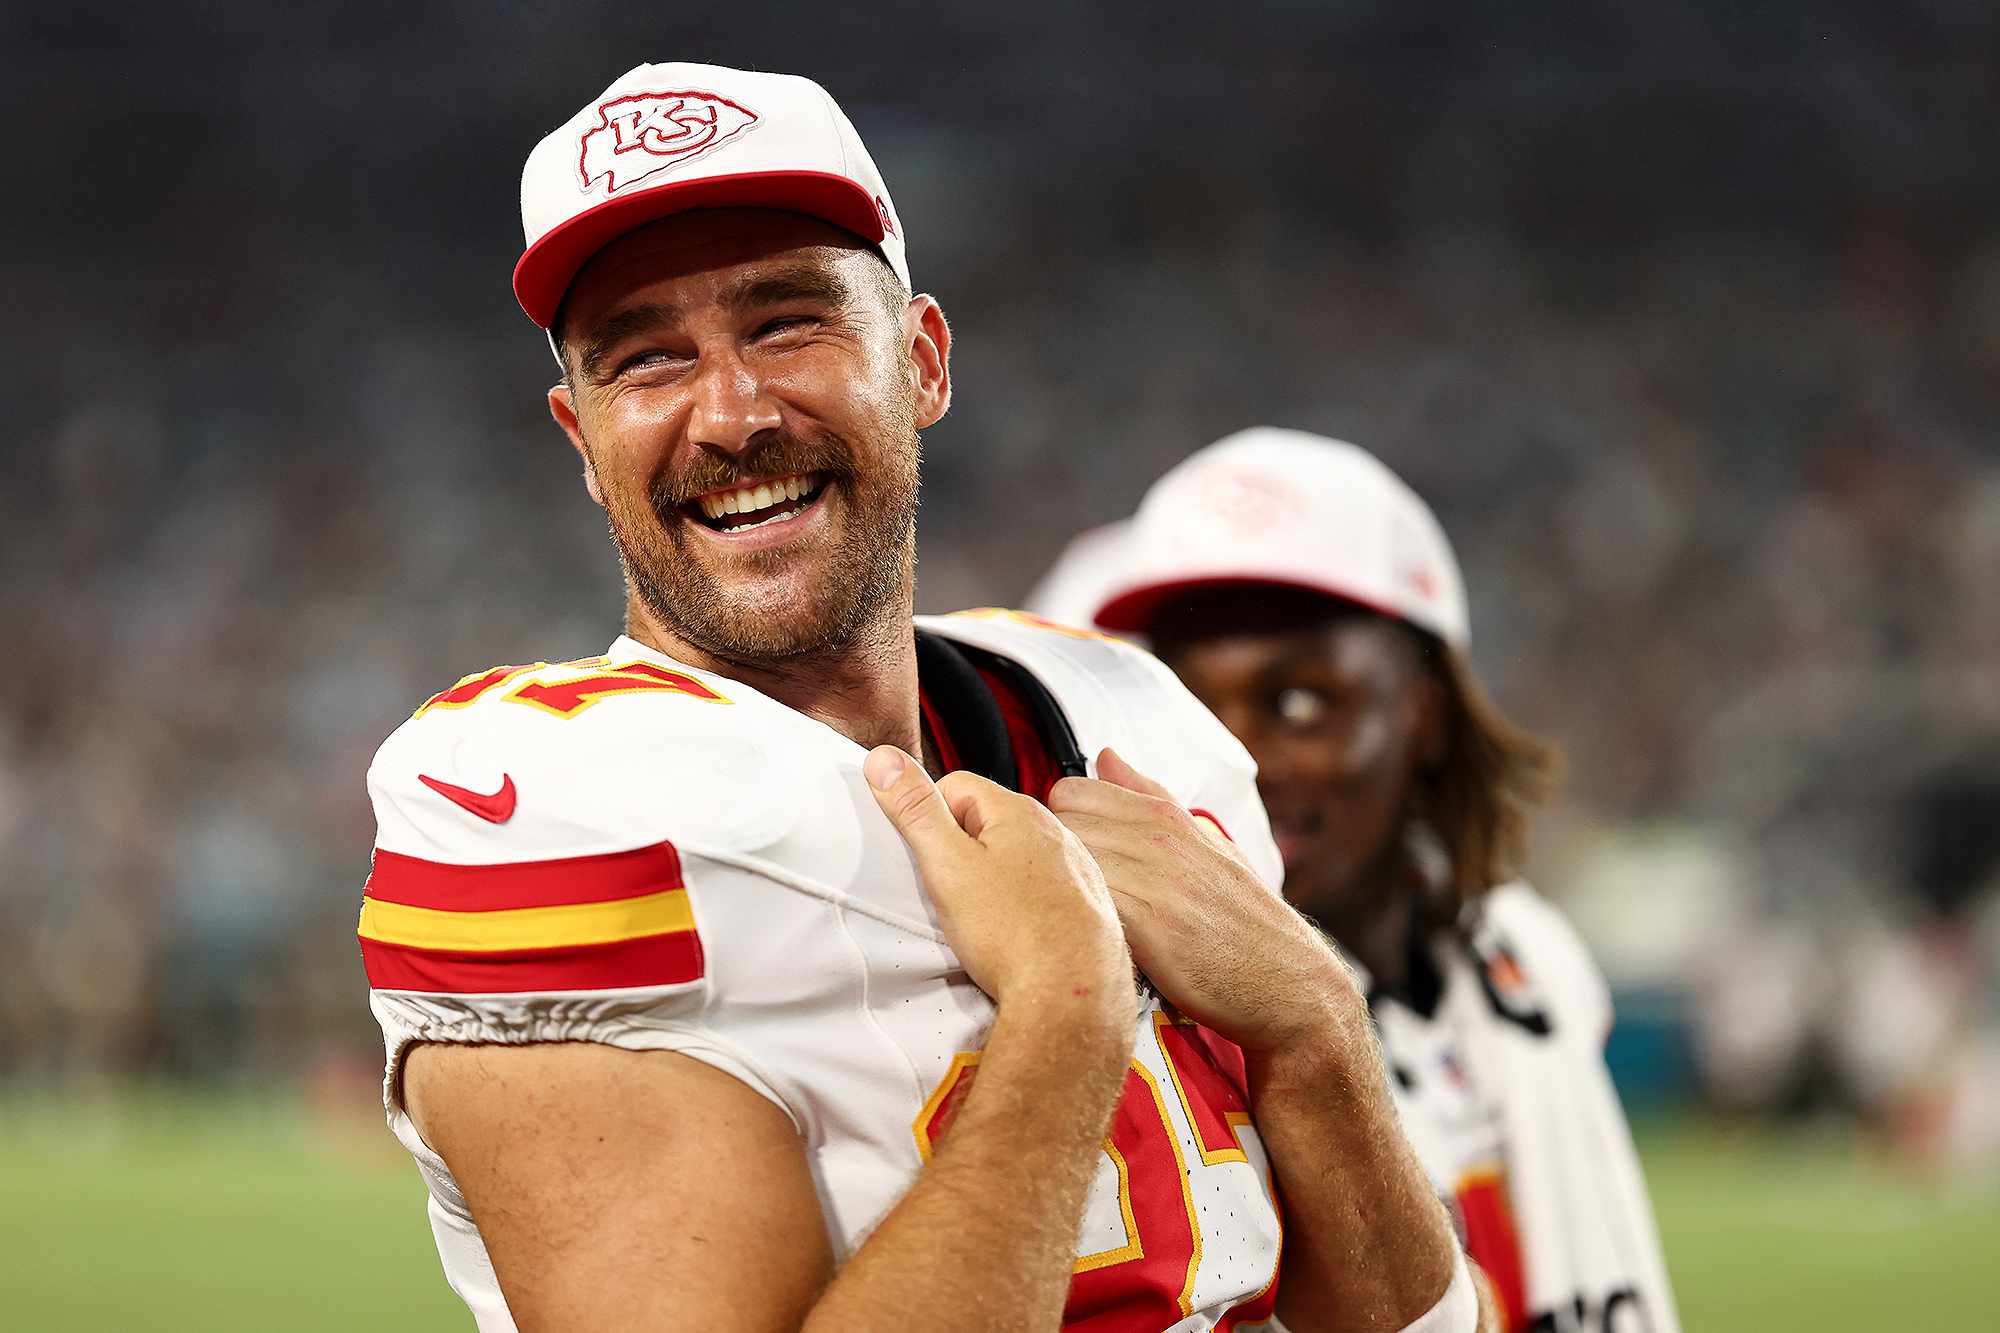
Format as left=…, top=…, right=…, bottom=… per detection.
left=0, top=1088, right=1987, bottom=1330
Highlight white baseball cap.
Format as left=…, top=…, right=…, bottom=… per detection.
left=1023, top=519, right=1135, bottom=634
left=514, top=62, right=908, bottom=329
left=1090, top=427, right=1472, bottom=650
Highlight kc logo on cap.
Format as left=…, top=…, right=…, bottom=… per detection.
left=515, top=63, right=910, bottom=330
left=1089, top=428, right=1473, bottom=651
left=578, top=90, right=762, bottom=194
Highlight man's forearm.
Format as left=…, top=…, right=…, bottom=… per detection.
left=1249, top=992, right=1461, bottom=1333
left=804, top=993, right=1131, bottom=1332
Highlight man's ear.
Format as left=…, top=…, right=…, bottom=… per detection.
left=904, top=294, right=952, bottom=429
left=547, top=383, right=605, bottom=508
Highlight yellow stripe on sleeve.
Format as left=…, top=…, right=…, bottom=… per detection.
left=357, top=887, right=694, bottom=954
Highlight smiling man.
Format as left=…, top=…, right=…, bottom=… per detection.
left=358, top=63, right=1483, bottom=1333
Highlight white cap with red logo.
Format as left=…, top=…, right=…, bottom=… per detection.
left=514, top=62, right=908, bottom=330
left=1090, top=427, right=1471, bottom=650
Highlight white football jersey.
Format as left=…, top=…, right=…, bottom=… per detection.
left=1363, top=886, right=1674, bottom=1333
left=361, top=610, right=1288, bottom=1332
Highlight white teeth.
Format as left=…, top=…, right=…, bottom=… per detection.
left=695, top=474, right=821, bottom=528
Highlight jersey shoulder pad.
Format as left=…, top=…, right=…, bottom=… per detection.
left=923, top=608, right=1251, bottom=767
left=370, top=652, right=809, bottom=864
left=1476, top=881, right=1615, bottom=1044
left=922, top=609, right=1280, bottom=889
left=361, top=653, right=831, bottom=996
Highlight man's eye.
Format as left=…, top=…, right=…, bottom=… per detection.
left=616, top=348, right=687, bottom=375
left=756, top=315, right=815, bottom=339
left=1274, top=688, right=1328, bottom=726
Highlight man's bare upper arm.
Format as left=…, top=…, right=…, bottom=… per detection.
left=404, top=1041, right=834, bottom=1333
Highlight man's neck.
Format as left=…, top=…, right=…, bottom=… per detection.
left=1309, top=849, right=1419, bottom=994
left=622, top=592, right=928, bottom=765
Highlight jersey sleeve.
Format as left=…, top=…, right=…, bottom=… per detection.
left=357, top=685, right=806, bottom=1134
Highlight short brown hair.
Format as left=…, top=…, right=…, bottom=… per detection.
left=1416, top=643, right=1564, bottom=910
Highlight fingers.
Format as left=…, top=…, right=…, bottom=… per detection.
left=935, top=770, right=1015, bottom=840
left=1189, top=812, right=1236, bottom=852
left=1053, top=808, right=1152, bottom=860
left=1093, top=747, right=1178, bottom=800
left=1048, top=765, right=1184, bottom=825
left=1048, top=776, right=1137, bottom=818
left=867, top=747, right=1028, bottom=851
left=864, top=747, right=969, bottom=855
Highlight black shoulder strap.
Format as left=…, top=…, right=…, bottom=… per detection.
left=912, top=629, right=1092, bottom=788
left=956, top=644, right=1091, bottom=781
left=913, top=628, right=1017, bottom=788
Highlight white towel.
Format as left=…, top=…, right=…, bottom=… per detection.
left=1437, top=884, right=1682, bottom=1333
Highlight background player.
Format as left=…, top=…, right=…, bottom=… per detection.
left=360, top=66, right=1486, bottom=1331
left=1039, top=428, right=1681, bottom=1332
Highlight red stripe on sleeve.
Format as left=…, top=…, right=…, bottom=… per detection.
left=363, top=840, right=684, bottom=911
left=361, top=928, right=705, bottom=994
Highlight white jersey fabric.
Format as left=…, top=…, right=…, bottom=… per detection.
left=1364, top=886, right=1681, bottom=1333
left=360, top=611, right=1293, bottom=1332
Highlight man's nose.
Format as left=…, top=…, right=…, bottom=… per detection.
left=686, top=351, right=783, bottom=455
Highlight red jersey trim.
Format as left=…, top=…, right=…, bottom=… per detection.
left=361, top=928, right=704, bottom=994
left=363, top=840, right=685, bottom=911
left=1188, top=808, right=1235, bottom=843
left=917, top=686, right=963, bottom=775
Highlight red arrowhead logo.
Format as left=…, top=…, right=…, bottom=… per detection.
left=418, top=772, right=518, bottom=824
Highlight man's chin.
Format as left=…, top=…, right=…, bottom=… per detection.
left=619, top=485, right=914, bottom=666
left=689, top=619, right=846, bottom=665
left=671, top=598, right=823, bottom=657
left=641, top=567, right=882, bottom=665
left=1282, top=862, right=1372, bottom=920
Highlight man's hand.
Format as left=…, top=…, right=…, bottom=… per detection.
left=401, top=751, right=1143, bottom=1333
left=855, top=745, right=1136, bottom=1330
left=865, top=744, right=1132, bottom=1020
left=1051, top=747, right=1465, bottom=1332
left=1047, top=746, right=1357, bottom=1055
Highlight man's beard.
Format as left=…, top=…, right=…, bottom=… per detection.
left=598, top=424, right=920, bottom=667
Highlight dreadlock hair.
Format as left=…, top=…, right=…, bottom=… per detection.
left=1409, top=632, right=1564, bottom=910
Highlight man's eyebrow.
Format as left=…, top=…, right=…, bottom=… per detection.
left=575, top=301, right=683, bottom=379
left=720, top=266, right=858, bottom=314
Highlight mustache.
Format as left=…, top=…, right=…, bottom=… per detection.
left=652, top=431, right=858, bottom=511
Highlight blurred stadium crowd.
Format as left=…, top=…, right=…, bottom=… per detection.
left=3, top=3, right=1996, bottom=1162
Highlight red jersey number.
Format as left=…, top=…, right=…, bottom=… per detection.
left=913, top=1020, right=1281, bottom=1329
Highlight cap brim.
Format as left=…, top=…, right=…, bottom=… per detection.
left=513, top=170, right=887, bottom=328
left=1094, top=574, right=1414, bottom=635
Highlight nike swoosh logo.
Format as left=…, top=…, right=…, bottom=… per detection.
left=418, top=772, right=518, bottom=824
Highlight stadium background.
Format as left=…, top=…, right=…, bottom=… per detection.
left=4, top=2, right=1997, bottom=1327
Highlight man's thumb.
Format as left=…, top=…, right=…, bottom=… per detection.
left=1096, top=745, right=1178, bottom=801
left=864, top=746, right=964, bottom=851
